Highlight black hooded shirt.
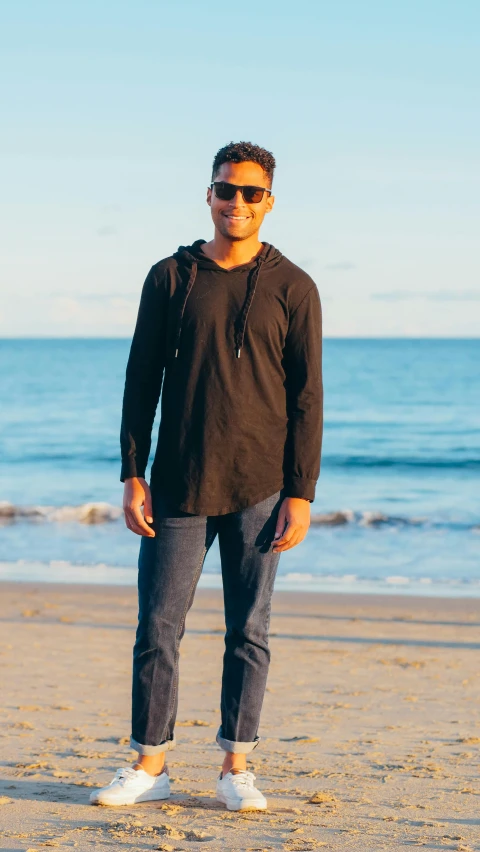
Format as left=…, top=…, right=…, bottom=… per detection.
left=120, top=239, right=323, bottom=515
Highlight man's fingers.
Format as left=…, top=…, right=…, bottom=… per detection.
left=272, top=521, right=297, bottom=547
left=124, top=508, right=142, bottom=536
left=274, top=511, right=287, bottom=540
left=131, top=504, right=153, bottom=532
left=273, top=530, right=303, bottom=552
left=272, top=523, right=308, bottom=552
left=125, top=506, right=155, bottom=537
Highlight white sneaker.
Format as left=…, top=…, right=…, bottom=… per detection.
left=89, top=766, right=170, bottom=806
left=216, top=770, right=267, bottom=811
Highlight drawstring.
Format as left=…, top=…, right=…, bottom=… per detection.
left=173, top=261, right=197, bottom=358
left=234, top=256, right=265, bottom=359
left=173, top=252, right=266, bottom=360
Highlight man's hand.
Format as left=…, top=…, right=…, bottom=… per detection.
left=123, top=477, right=155, bottom=537
left=272, top=496, right=310, bottom=553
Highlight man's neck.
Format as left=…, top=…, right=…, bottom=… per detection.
left=201, top=232, right=264, bottom=270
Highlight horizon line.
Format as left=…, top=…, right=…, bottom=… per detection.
left=1, top=336, right=479, bottom=342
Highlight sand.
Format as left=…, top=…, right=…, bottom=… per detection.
left=0, top=581, right=479, bottom=851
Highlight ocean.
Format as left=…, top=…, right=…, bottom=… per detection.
left=0, top=338, right=479, bottom=596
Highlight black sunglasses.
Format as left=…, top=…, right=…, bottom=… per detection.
left=210, top=181, right=272, bottom=204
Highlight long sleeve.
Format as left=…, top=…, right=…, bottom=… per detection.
left=120, top=266, right=167, bottom=482
left=282, top=284, right=323, bottom=502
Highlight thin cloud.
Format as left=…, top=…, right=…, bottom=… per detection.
left=97, top=225, right=118, bottom=237
left=372, top=290, right=480, bottom=302
left=48, top=291, right=139, bottom=302
left=426, top=290, right=480, bottom=301
left=297, top=257, right=315, bottom=270
left=100, top=203, right=121, bottom=213
left=324, top=262, right=355, bottom=271
left=82, top=292, right=139, bottom=301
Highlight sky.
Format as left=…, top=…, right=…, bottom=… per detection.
left=1, top=0, right=479, bottom=337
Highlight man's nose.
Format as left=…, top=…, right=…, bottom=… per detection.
left=230, top=189, right=246, bottom=205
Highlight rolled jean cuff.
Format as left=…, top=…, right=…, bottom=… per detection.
left=216, top=726, right=260, bottom=754
left=130, top=734, right=176, bottom=755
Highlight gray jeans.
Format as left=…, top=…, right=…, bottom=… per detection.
left=130, top=486, right=284, bottom=755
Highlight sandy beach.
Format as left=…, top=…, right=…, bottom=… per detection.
left=1, top=581, right=479, bottom=851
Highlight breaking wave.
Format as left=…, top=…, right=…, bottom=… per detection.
left=0, top=501, right=123, bottom=524
left=0, top=501, right=478, bottom=531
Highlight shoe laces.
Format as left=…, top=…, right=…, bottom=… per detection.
left=114, top=767, right=139, bottom=786
left=229, top=770, right=256, bottom=788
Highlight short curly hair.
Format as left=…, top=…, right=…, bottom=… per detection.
left=211, top=141, right=276, bottom=186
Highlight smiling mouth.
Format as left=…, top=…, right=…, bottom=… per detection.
left=224, top=214, right=249, bottom=222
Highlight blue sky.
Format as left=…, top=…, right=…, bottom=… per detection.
left=1, top=0, right=479, bottom=336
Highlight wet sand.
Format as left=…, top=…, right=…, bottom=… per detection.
left=1, top=581, right=479, bottom=851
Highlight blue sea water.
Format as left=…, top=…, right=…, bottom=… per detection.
left=0, top=338, right=479, bottom=595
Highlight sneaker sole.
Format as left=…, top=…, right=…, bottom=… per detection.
left=216, top=792, right=267, bottom=812
left=90, top=788, right=170, bottom=806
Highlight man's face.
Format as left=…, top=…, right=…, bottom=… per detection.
left=206, top=161, right=275, bottom=241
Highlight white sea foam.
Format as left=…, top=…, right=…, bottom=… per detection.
left=1, top=560, right=480, bottom=598
left=0, top=501, right=123, bottom=524
left=1, top=501, right=475, bottom=531
left=385, top=575, right=411, bottom=584
left=311, top=510, right=426, bottom=527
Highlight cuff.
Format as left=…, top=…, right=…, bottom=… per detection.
left=283, top=476, right=316, bottom=502
left=120, top=458, right=145, bottom=482
left=216, top=727, right=260, bottom=754
left=130, top=734, right=176, bottom=755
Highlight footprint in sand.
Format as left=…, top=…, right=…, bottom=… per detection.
left=74, top=750, right=110, bottom=759
left=163, top=826, right=214, bottom=842
left=308, top=792, right=338, bottom=804
left=16, top=761, right=50, bottom=771
left=280, top=736, right=320, bottom=744
left=185, top=831, right=215, bottom=841
left=159, top=804, right=183, bottom=815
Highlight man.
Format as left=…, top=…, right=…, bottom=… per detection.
left=90, top=141, right=323, bottom=811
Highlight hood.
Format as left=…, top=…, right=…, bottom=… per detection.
left=171, top=239, right=283, bottom=360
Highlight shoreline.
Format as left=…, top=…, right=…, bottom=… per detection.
left=2, top=562, right=480, bottom=599
left=2, top=577, right=480, bottom=608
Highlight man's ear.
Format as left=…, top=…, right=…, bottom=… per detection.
left=265, top=193, right=275, bottom=214
left=206, top=186, right=212, bottom=207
